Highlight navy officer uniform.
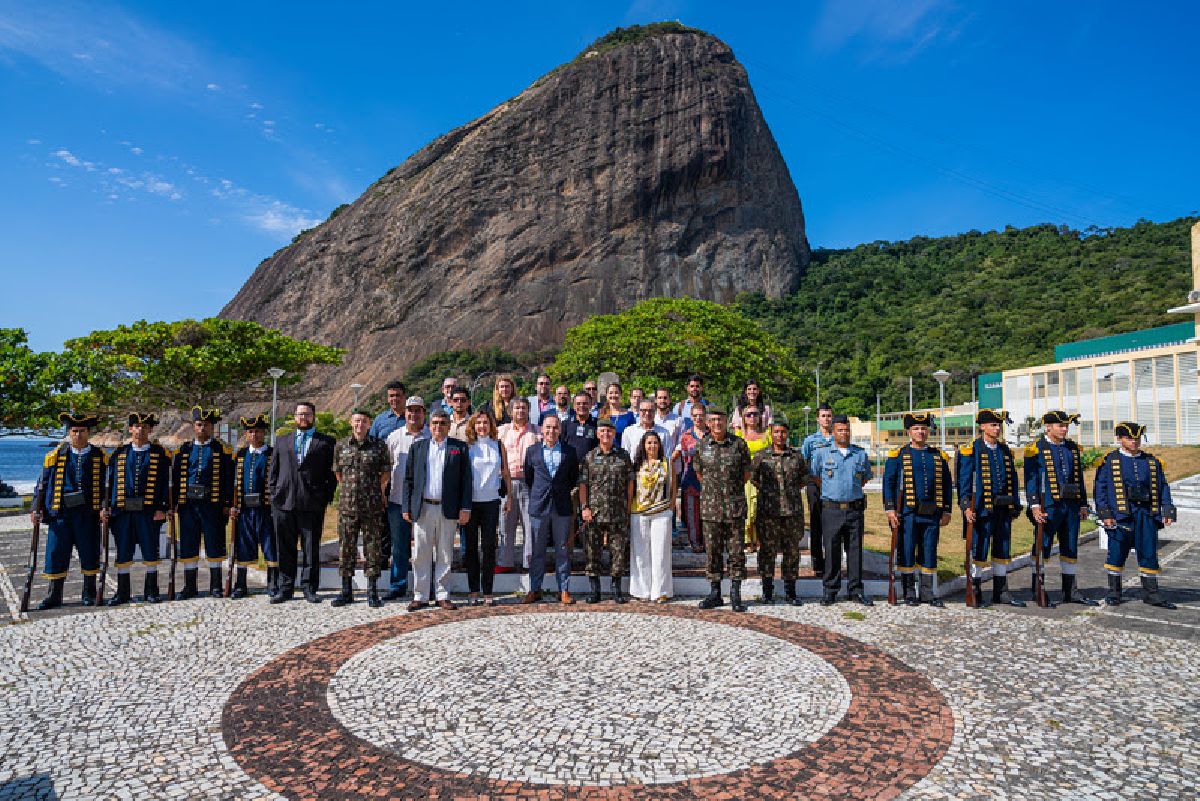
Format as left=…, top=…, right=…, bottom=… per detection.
left=104, top=413, right=171, bottom=605
left=809, top=414, right=874, bottom=606
left=32, top=412, right=108, bottom=609
left=1023, top=410, right=1096, bottom=606
left=231, top=413, right=277, bottom=600
left=1093, top=421, right=1177, bottom=609
left=170, top=406, right=234, bottom=599
left=957, top=409, right=1024, bottom=607
left=882, top=412, right=952, bottom=607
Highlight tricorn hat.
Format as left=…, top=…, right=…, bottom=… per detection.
left=127, top=412, right=158, bottom=427
left=1115, top=421, right=1146, bottom=439
left=59, top=411, right=99, bottom=429
left=976, top=408, right=1011, bottom=425
left=1042, top=410, right=1080, bottom=426
left=192, top=406, right=221, bottom=422
left=903, top=411, right=933, bottom=429
left=239, top=413, right=270, bottom=430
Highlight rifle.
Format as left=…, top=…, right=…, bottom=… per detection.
left=167, top=508, right=178, bottom=601
left=97, top=515, right=110, bottom=605
left=887, top=514, right=899, bottom=605
left=964, top=517, right=977, bottom=608
left=19, top=516, right=41, bottom=614
left=224, top=513, right=236, bottom=597
left=1033, top=519, right=1051, bottom=608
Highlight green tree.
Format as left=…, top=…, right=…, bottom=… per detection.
left=0, top=328, right=70, bottom=430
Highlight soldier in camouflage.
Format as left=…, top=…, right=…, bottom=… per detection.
left=578, top=417, right=635, bottom=604
left=331, top=409, right=391, bottom=608
left=693, top=407, right=753, bottom=612
left=750, top=420, right=807, bottom=606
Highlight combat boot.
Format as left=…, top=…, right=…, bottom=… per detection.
left=698, top=581, right=724, bottom=610
left=586, top=576, right=602, bottom=604
left=1061, top=574, right=1097, bottom=606
left=38, top=578, right=65, bottom=610
left=106, top=573, right=131, bottom=606
left=1141, top=575, right=1177, bottom=609
left=1105, top=574, right=1122, bottom=606
left=730, top=581, right=747, bottom=613
left=230, top=567, right=248, bottom=599
left=179, top=568, right=198, bottom=600
left=903, top=574, right=919, bottom=606
left=367, top=578, right=382, bottom=608
left=920, top=573, right=944, bottom=608
left=994, top=575, right=1025, bottom=607
left=81, top=575, right=97, bottom=606
left=143, top=572, right=161, bottom=603
left=760, top=579, right=774, bottom=604
left=611, top=577, right=627, bottom=604
left=971, top=578, right=991, bottom=608
left=266, top=567, right=278, bottom=599
left=330, top=577, right=355, bottom=607
left=784, top=580, right=802, bottom=606
left=209, top=567, right=224, bottom=598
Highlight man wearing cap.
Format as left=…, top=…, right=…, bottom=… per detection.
left=578, top=417, right=635, bottom=604
left=1024, top=411, right=1096, bottom=606
left=31, top=413, right=108, bottom=609
left=883, top=413, right=952, bottom=607
left=170, top=407, right=234, bottom=599
left=383, top=396, right=430, bottom=600
left=693, top=407, right=753, bottom=612
left=332, top=409, right=392, bottom=608
left=229, top=414, right=276, bottom=599
left=750, top=420, right=807, bottom=605
left=810, top=414, right=874, bottom=606
left=800, top=402, right=835, bottom=578
left=1094, top=422, right=1177, bottom=608
left=958, top=409, right=1024, bottom=607
left=102, top=413, right=170, bottom=605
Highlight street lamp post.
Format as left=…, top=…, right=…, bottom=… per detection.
left=803, top=405, right=811, bottom=437
left=814, top=365, right=822, bottom=407
left=267, top=367, right=285, bottom=446
left=933, top=370, right=951, bottom=452
left=350, top=383, right=364, bottom=407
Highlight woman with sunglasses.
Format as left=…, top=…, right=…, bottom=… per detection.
left=737, top=408, right=771, bottom=552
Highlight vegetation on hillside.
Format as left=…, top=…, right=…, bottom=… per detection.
left=577, top=22, right=708, bottom=59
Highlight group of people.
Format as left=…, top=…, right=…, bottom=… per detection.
left=29, top=373, right=1178, bottom=613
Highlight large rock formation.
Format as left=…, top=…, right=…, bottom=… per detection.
left=221, top=24, right=809, bottom=405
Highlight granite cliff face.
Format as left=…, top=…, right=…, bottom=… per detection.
left=221, top=26, right=809, bottom=405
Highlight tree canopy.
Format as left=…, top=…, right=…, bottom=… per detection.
left=0, top=328, right=71, bottom=430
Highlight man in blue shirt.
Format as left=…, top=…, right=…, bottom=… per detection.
left=369, top=381, right=407, bottom=441
left=800, top=403, right=835, bottom=576
left=809, top=415, right=873, bottom=606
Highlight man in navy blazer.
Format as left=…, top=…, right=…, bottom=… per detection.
left=523, top=415, right=579, bottom=603
left=402, top=409, right=472, bottom=610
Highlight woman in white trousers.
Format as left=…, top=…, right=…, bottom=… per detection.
left=630, top=431, right=677, bottom=602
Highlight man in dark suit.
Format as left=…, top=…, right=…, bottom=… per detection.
left=268, top=402, right=337, bottom=603
left=402, top=409, right=472, bottom=611
left=523, top=415, right=579, bottom=604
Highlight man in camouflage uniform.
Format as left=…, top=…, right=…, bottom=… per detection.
left=750, top=420, right=806, bottom=606
left=693, top=407, right=753, bottom=612
left=578, top=417, right=634, bottom=604
left=331, top=409, right=391, bottom=608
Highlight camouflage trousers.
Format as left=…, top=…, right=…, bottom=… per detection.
left=757, top=515, right=803, bottom=581
left=584, top=521, right=629, bottom=578
left=338, top=511, right=386, bottom=578
left=704, top=519, right=747, bottom=582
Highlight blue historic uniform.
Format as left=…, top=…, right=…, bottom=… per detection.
left=957, top=429, right=1023, bottom=606
left=883, top=444, right=952, bottom=595
left=234, top=444, right=276, bottom=568
left=1094, top=450, right=1174, bottom=580
left=170, top=425, right=234, bottom=601
left=107, top=442, right=171, bottom=574
left=36, top=444, right=107, bottom=582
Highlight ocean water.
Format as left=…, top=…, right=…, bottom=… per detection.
left=0, top=438, right=60, bottom=492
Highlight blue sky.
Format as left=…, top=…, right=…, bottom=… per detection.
left=3, top=0, right=1198, bottom=351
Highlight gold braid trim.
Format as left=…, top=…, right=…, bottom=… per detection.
left=1112, top=454, right=1127, bottom=515
left=51, top=447, right=67, bottom=511
left=116, top=451, right=127, bottom=506
left=90, top=448, right=102, bottom=511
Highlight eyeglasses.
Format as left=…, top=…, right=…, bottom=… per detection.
left=429, top=420, right=449, bottom=427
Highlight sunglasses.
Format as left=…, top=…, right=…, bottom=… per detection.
left=430, top=420, right=449, bottom=426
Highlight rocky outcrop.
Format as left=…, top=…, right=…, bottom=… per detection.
left=221, top=24, right=809, bottom=406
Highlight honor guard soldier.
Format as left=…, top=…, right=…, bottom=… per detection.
left=102, top=413, right=171, bottom=605
left=578, top=417, right=635, bottom=604
left=170, top=406, right=234, bottom=599
left=31, top=412, right=108, bottom=609
left=883, top=413, right=952, bottom=607
left=331, top=409, right=392, bottom=608
left=810, top=415, right=874, bottom=606
left=1093, top=421, right=1177, bottom=608
left=693, top=407, right=753, bottom=612
left=958, top=409, right=1024, bottom=607
left=749, top=421, right=807, bottom=605
left=1024, top=411, right=1096, bottom=606
left=230, top=414, right=276, bottom=600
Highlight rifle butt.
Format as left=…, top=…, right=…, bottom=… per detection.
left=20, top=520, right=41, bottom=614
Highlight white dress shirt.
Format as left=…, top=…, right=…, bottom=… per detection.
left=386, top=426, right=430, bottom=504
left=424, top=437, right=448, bottom=501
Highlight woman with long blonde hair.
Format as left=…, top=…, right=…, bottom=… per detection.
left=491, top=374, right=516, bottom=426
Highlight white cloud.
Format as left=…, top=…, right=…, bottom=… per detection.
left=206, top=82, right=221, bottom=91
left=245, top=204, right=323, bottom=235
left=26, top=138, right=41, bottom=144
left=249, top=102, right=263, bottom=110
left=54, top=148, right=82, bottom=166
left=812, top=0, right=963, bottom=60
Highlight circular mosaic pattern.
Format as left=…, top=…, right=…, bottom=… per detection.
left=223, top=605, right=955, bottom=800
left=327, top=613, right=852, bottom=785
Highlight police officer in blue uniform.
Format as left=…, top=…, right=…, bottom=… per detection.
left=883, top=412, right=952, bottom=607
left=809, top=414, right=874, bottom=606
left=31, top=412, right=108, bottom=609
left=170, top=406, right=234, bottom=599
left=230, top=413, right=276, bottom=600
left=1093, top=421, right=1177, bottom=608
left=1023, top=410, right=1096, bottom=606
left=800, top=402, right=835, bottom=576
left=101, top=413, right=171, bottom=605
left=957, top=409, right=1024, bottom=607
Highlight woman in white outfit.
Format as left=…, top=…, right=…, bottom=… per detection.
left=630, top=431, right=676, bottom=603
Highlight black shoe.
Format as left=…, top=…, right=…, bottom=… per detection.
left=730, top=581, right=747, bottom=613
left=368, top=578, right=382, bottom=608
left=903, top=575, right=919, bottom=606
left=330, top=577, right=355, bottom=608
left=760, top=579, right=774, bottom=604
left=179, top=569, right=199, bottom=600
left=918, top=573, right=943, bottom=607
left=81, top=575, right=97, bottom=606
left=611, top=577, right=627, bottom=604
left=265, top=567, right=278, bottom=599
left=586, top=576, right=602, bottom=604
left=1061, top=574, right=1098, bottom=606
left=143, top=572, right=161, bottom=604
left=230, top=567, right=248, bottom=599
left=971, top=578, right=991, bottom=608
left=269, top=591, right=292, bottom=604
left=383, top=588, right=406, bottom=601
left=106, top=573, right=131, bottom=607
left=851, top=592, right=874, bottom=607
left=1105, top=574, right=1122, bottom=606
left=993, top=575, right=1025, bottom=607
left=784, top=580, right=801, bottom=606
left=1141, top=575, right=1177, bottom=609
left=698, top=581, right=724, bottom=610
left=303, top=586, right=322, bottom=604
left=820, top=593, right=836, bottom=606
left=38, top=578, right=65, bottom=610
left=209, top=567, right=224, bottom=598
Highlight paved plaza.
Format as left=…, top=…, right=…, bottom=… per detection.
left=1, top=514, right=1198, bottom=800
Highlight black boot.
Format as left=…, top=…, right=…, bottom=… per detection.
left=611, top=576, right=627, bottom=604
left=368, top=578, right=382, bottom=608
left=106, top=573, right=131, bottom=606
left=179, top=569, right=198, bottom=600
left=143, top=572, right=161, bottom=603
left=38, top=578, right=65, bottom=610
left=330, top=577, right=355, bottom=607
left=230, top=567, right=248, bottom=599
left=266, top=567, right=278, bottom=599
left=972, top=578, right=991, bottom=608
left=698, top=581, right=724, bottom=610
left=81, top=575, right=97, bottom=606
left=784, top=579, right=801, bottom=606
left=903, top=574, right=919, bottom=606
left=1061, top=574, right=1098, bottom=606
left=920, top=573, right=944, bottom=608
left=760, top=578, right=774, bottom=604
left=1105, top=573, right=1122, bottom=606
left=586, top=576, right=602, bottom=604
left=730, top=580, right=747, bottom=613
left=1141, top=575, right=1177, bottom=609
left=994, top=575, right=1025, bottom=607
left=209, top=567, right=224, bottom=598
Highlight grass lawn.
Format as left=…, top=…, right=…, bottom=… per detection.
left=1139, top=445, right=1200, bottom=483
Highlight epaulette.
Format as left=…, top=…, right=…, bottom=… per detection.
left=887, top=447, right=901, bottom=458
left=43, top=450, right=57, bottom=468
left=1024, top=443, right=1039, bottom=458
left=936, top=449, right=950, bottom=461
left=958, top=443, right=973, bottom=456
